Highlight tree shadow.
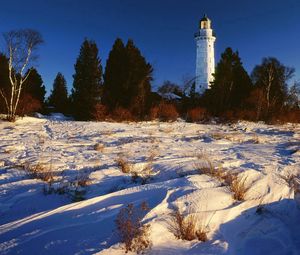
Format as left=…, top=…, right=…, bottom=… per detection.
left=254, top=128, right=294, bottom=137
left=0, top=187, right=168, bottom=255
left=217, top=198, right=300, bottom=255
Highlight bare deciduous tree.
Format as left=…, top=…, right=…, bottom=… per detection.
left=0, top=29, right=43, bottom=121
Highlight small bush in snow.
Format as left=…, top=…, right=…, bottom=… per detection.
left=115, top=202, right=151, bottom=253
left=43, top=179, right=87, bottom=202
left=75, top=172, right=91, bottom=187
left=94, top=143, right=105, bottom=152
left=226, top=175, right=248, bottom=201
left=24, top=162, right=54, bottom=183
left=116, top=156, right=133, bottom=174
left=71, top=189, right=86, bottom=202
left=195, top=156, right=224, bottom=182
left=168, top=209, right=208, bottom=242
left=131, top=152, right=157, bottom=184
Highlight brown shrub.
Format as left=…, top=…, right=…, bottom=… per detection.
left=25, top=162, right=54, bottom=183
left=149, top=105, right=160, bottom=120
left=75, top=172, right=91, bottom=187
left=270, top=109, right=300, bottom=124
left=115, top=202, right=151, bottom=253
left=112, top=107, right=134, bottom=122
left=187, top=107, right=207, bottom=122
left=116, top=156, right=133, bottom=174
left=150, top=102, right=179, bottom=121
left=17, top=93, right=42, bottom=116
left=92, top=103, right=108, bottom=121
left=235, top=110, right=257, bottom=121
left=94, top=143, right=105, bottom=152
left=168, top=209, right=207, bottom=242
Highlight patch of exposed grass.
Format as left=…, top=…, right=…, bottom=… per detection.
left=94, top=143, right=105, bottom=152
left=115, top=202, right=151, bottom=253
left=167, top=209, right=208, bottom=242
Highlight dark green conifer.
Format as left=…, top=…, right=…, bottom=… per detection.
left=71, top=39, right=102, bottom=120
left=48, top=72, right=69, bottom=113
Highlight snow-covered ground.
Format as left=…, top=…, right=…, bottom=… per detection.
left=0, top=116, right=300, bottom=254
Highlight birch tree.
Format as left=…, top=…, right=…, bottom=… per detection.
left=0, top=29, right=43, bottom=121
left=251, top=57, right=294, bottom=119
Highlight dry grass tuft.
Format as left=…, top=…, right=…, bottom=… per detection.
left=195, top=155, right=249, bottom=201
left=226, top=175, right=248, bottom=201
left=280, top=173, right=300, bottom=190
left=117, top=151, right=157, bottom=184
left=75, top=172, right=91, bottom=187
left=116, top=156, right=133, bottom=174
left=167, top=209, right=208, bottom=242
left=24, top=162, right=54, bottom=183
left=94, top=143, right=105, bottom=152
left=115, top=202, right=151, bottom=253
left=195, top=156, right=224, bottom=181
left=210, top=132, right=226, bottom=140
left=251, top=133, right=260, bottom=144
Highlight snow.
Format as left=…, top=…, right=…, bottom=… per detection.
left=0, top=117, right=300, bottom=254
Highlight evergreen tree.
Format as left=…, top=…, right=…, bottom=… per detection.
left=0, top=53, right=10, bottom=113
left=251, top=57, right=294, bottom=119
left=125, top=39, right=152, bottom=117
left=205, top=48, right=252, bottom=115
left=71, top=39, right=102, bottom=120
left=48, top=72, right=69, bottom=113
left=22, top=68, right=46, bottom=105
left=103, top=38, right=152, bottom=118
left=102, top=38, right=127, bottom=109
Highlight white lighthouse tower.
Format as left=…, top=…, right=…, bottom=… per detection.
left=195, top=15, right=216, bottom=94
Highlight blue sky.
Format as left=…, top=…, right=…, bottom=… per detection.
left=0, top=0, right=299, bottom=95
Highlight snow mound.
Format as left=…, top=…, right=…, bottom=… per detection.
left=0, top=118, right=300, bottom=254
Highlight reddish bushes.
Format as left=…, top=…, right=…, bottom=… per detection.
left=92, top=104, right=135, bottom=122
left=92, top=103, right=108, bottom=121
left=113, top=107, right=135, bottom=121
left=17, top=93, right=42, bottom=116
left=150, top=102, right=179, bottom=121
left=270, top=109, right=300, bottom=124
left=186, top=107, right=207, bottom=122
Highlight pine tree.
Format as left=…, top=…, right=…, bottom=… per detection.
left=102, top=38, right=127, bottom=109
left=206, top=48, right=252, bottom=115
left=22, top=68, right=46, bottom=105
left=125, top=39, right=152, bottom=117
left=71, top=39, right=102, bottom=120
left=103, top=38, right=152, bottom=118
left=0, top=53, right=10, bottom=113
left=48, top=72, right=69, bottom=113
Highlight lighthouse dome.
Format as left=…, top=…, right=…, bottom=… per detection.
left=200, top=14, right=211, bottom=29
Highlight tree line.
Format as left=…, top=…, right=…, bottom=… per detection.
left=0, top=29, right=299, bottom=123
